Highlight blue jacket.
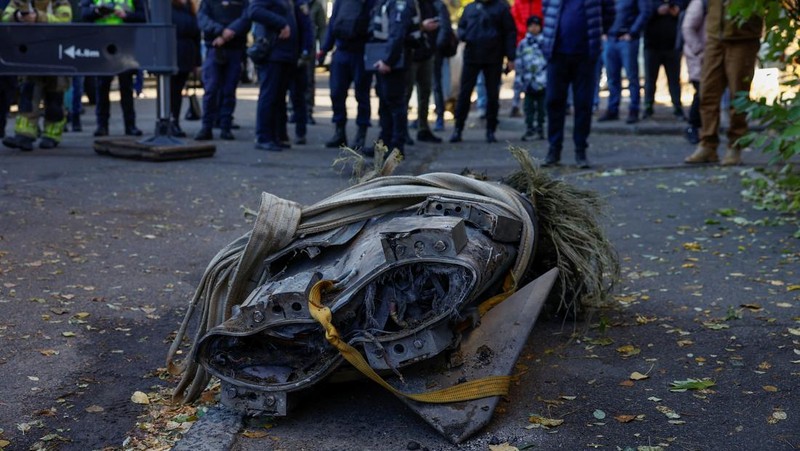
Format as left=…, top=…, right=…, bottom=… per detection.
left=320, top=0, right=376, bottom=53
left=198, top=0, right=251, bottom=49
left=540, top=0, right=614, bottom=59
left=250, top=0, right=313, bottom=63
left=607, top=0, right=652, bottom=39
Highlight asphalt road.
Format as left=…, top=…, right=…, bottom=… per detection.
left=0, top=77, right=797, bottom=451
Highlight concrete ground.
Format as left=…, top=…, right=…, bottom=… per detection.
left=0, top=72, right=797, bottom=451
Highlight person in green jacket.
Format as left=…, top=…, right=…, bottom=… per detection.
left=1, top=0, right=73, bottom=151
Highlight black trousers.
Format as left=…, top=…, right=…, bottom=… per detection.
left=96, top=69, right=137, bottom=128
left=643, top=48, right=682, bottom=111
left=454, top=62, right=502, bottom=132
left=688, top=80, right=701, bottom=129
left=170, top=70, right=191, bottom=123
left=376, top=68, right=408, bottom=152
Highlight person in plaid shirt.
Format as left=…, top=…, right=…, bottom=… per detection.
left=514, top=15, right=547, bottom=141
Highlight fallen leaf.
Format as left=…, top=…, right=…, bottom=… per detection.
left=656, top=405, right=681, bottom=419
left=702, top=322, right=730, bottom=330
left=593, top=409, right=606, bottom=420
left=584, top=337, right=614, bottom=346
left=617, top=345, right=641, bottom=356
left=0, top=439, right=10, bottom=448
left=615, top=414, right=636, bottom=423
left=528, top=414, right=564, bottom=428
left=763, top=385, right=778, bottom=392
left=488, top=444, right=519, bottom=451
left=131, top=391, right=150, bottom=405
left=242, top=430, right=269, bottom=438
left=768, top=410, right=787, bottom=424
left=39, top=349, right=59, bottom=356
left=776, top=303, right=792, bottom=308
left=630, top=371, right=649, bottom=381
left=74, top=312, right=90, bottom=319
left=619, top=380, right=635, bottom=387
left=788, top=328, right=800, bottom=336
left=62, top=332, right=76, bottom=337
left=788, top=285, right=800, bottom=292
left=669, top=378, right=715, bottom=392
left=85, top=405, right=104, bottom=413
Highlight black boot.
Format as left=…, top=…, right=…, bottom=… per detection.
left=543, top=148, right=561, bottom=167
left=170, top=121, right=186, bottom=138
left=449, top=129, right=462, bottom=143
left=325, top=124, right=347, bottom=148
left=575, top=148, right=591, bottom=169
left=351, top=125, right=368, bottom=149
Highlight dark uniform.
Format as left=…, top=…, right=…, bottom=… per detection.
left=169, top=1, right=201, bottom=138
left=2, top=0, right=72, bottom=151
left=195, top=0, right=250, bottom=140
left=81, top=0, right=147, bottom=137
left=319, top=0, right=376, bottom=149
left=250, top=0, right=312, bottom=151
left=368, top=0, right=421, bottom=154
left=449, top=0, right=516, bottom=143
left=404, top=0, right=441, bottom=143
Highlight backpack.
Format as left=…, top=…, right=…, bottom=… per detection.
left=461, top=2, right=498, bottom=44
left=331, top=0, right=370, bottom=40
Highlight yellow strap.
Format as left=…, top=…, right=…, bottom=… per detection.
left=477, top=273, right=517, bottom=317
left=308, top=280, right=511, bottom=403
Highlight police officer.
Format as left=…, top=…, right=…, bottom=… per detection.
left=318, top=0, right=376, bottom=149
left=2, top=0, right=72, bottom=151
left=81, top=0, right=147, bottom=137
left=364, top=0, right=422, bottom=155
left=250, top=0, right=312, bottom=151
left=195, top=0, right=250, bottom=141
left=449, top=0, right=516, bottom=144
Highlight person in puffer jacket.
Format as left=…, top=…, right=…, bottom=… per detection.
left=540, top=0, right=614, bottom=168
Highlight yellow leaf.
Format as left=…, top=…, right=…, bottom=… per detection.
left=85, top=405, right=104, bottom=413
left=39, top=349, right=59, bottom=356
left=788, top=285, right=800, bottom=292
left=0, top=439, right=10, bottom=448
left=488, top=444, right=519, bottom=451
left=682, top=242, right=702, bottom=251
left=74, top=312, right=91, bottom=319
left=528, top=415, right=564, bottom=427
left=242, top=430, right=269, bottom=438
left=763, top=385, right=778, bottom=392
left=614, top=414, right=636, bottom=423
left=131, top=391, right=150, bottom=405
left=630, top=371, right=649, bottom=381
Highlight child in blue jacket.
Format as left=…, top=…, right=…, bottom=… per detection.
left=514, top=15, right=546, bottom=140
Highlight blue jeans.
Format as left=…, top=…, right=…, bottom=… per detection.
left=201, top=47, right=243, bottom=130
left=603, top=38, right=640, bottom=115
left=546, top=53, right=597, bottom=158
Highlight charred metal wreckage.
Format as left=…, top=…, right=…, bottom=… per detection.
left=169, top=153, right=617, bottom=443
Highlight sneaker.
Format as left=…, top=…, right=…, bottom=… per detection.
left=521, top=129, right=535, bottom=141
left=509, top=106, right=521, bottom=118
left=416, top=130, right=442, bottom=143
left=433, top=116, right=444, bottom=132
left=125, top=126, right=143, bottom=136
left=194, top=127, right=213, bottom=141
left=684, top=127, right=699, bottom=144
left=255, top=141, right=283, bottom=152
left=597, top=112, right=619, bottom=122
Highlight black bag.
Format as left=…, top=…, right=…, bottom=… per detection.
left=247, top=34, right=275, bottom=66
left=185, top=73, right=201, bottom=121
left=438, top=27, right=459, bottom=58
left=331, top=0, right=369, bottom=40
left=364, top=41, right=405, bottom=71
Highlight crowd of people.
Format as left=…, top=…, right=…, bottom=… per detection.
left=0, top=0, right=763, bottom=167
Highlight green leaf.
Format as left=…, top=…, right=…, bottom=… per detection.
left=669, top=378, right=716, bottom=392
